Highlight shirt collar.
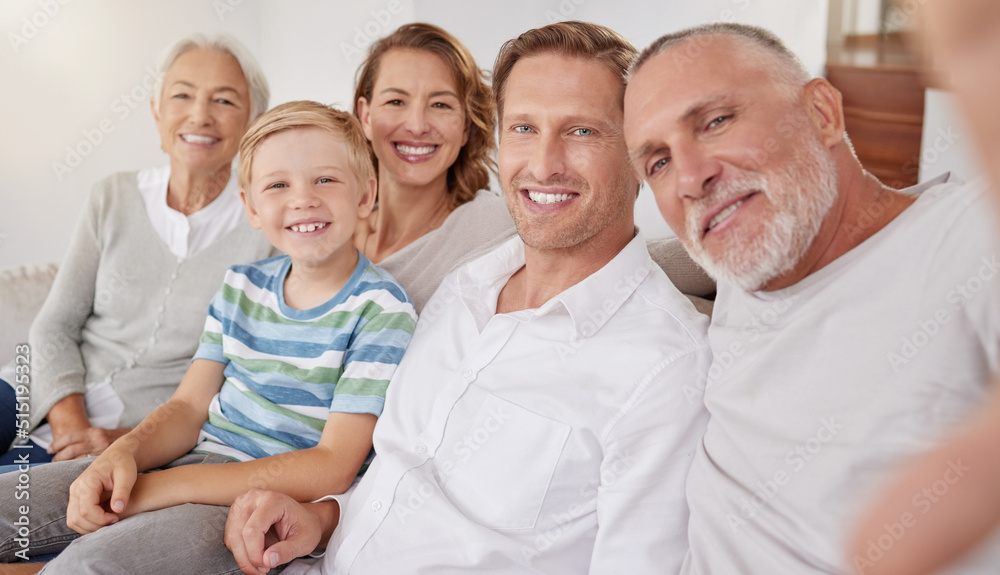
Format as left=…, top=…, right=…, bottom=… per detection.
left=455, top=229, right=651, bottom=338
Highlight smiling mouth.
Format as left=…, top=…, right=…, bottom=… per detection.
left=181, top=134, right=219, bottom=145
left=394, top=143, right=438, bottom=156
left=527, top=191, right=576, bottom=205
left=288, top=222, right=329, bottom=233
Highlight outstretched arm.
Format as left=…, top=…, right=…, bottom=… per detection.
left=849, top=390, right=1000, bottom=575
left=119, top=410, right=376, bottom=518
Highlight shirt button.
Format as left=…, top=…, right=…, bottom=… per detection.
left=414, top=443, right=426, bottom=454
left=463, top=370, right=474, bottom=379
left=371, top=500, right=382, bottom=511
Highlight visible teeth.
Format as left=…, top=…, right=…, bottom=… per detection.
left=181, top=134, right=218, bottom=144
left=527, top=191, right=572, bottom=204
left=395, top=143, right=436, bottom=155
left=708, top=200, right=745, bottom=230
left=290, top=222, right=328, bottom=233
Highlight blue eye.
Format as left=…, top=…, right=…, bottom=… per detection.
left=573, top=128, right=594, bottom=136
left=267, top=182, right=287, bottom=190
left=215, top=98, right=234, bottom=105
left=649, top=156, right=670, bottom=176
left=708, top=115, right=730, bottom=129
left=317, top=177, right=336, bottom=184
left=512, top=125, right=532, bottom=133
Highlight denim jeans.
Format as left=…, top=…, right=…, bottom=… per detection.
left=0, top=378, right=53, bottom=467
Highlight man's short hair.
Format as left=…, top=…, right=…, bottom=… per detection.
left=631, top=23, right=811, bottom=93
left=492, top=20, right=637, bottom=122
left=238, top=100, right=375, bottom=198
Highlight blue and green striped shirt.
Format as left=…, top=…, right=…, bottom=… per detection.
left=192, top=254, right=416, bottom=462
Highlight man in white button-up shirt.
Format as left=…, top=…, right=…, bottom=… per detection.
left=224, top=21, right=710, bottom=575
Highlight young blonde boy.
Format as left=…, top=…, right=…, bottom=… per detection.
left=0, top=101, right=416, bottom=573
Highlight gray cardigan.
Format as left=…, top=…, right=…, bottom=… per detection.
left=28, top=171, right=274, bottom=430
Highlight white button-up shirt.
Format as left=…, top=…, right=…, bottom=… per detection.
left=286, top=232, right=711, bottom=574
left=137, top=165, right=244, bottom=258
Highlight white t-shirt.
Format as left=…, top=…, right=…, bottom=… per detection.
left=683, top=174, right=1000, bottom=574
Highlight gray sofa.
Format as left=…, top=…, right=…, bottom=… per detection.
left=0, top=264, right=59, bottom=367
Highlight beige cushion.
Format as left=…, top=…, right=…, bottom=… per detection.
left=0, top=264, right=58, bottom=366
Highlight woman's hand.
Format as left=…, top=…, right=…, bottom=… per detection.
left=65, top=442, right=139, bottom=534
left=225, top=489, right=337, bottom=575
left=49, top=426, right=131, bottom=461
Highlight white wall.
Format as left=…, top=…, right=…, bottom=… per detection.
left=1, top=0, right=827, bottom=267
left=0, top=0, right=262, bottom=268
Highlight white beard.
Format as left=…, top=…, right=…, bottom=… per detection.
left=683, top=136, right=839, bottom=292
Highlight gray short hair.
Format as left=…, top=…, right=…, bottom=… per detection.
left=152, top=33, right=270, bottom=121
left=631, top=23, right=811, bottom=93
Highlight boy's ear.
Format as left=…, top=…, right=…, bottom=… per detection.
left=357, top=177, right=377, bottom=219
left=239, top=188, right=262, bottom=229
left=357, top=97, right=374, bottom=141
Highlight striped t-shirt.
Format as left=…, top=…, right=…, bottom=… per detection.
left=191, top=254, right=416, bottom=462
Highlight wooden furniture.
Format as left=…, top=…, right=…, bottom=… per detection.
left=825, top=38, right=925, bottom=188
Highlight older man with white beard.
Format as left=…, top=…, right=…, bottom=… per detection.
left=625, top=23, right=1000, bottom=575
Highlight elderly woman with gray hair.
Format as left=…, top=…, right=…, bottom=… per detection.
left=0, top=34, right=274, bottom=466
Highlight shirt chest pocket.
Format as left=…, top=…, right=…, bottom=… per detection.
left=435, top=393, right=571, bottom=530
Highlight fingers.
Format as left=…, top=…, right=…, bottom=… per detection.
left=108, top=459, right=137, bottom=514
left=49, top=430, right=88, bottom=460
left=52, top=441, right=91, bottom=462
left=51, top=428, right=124, bottom=461
left=66, top=472, right=118, bottom=534
left=226, top=489, right=278, bottom=575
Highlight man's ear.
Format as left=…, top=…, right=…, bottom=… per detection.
left=357, top=177, right=377, bottom=219
left=357, top=97, right=374, bottom=141
left=239, top=188, right=262, bottom=229
left=804, top=78, right=846, bottom=148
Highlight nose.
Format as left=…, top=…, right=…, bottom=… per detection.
left=673, top=143, right=721, bottom=200
left=289, top=183, right=321, bottom=209
left=403, top=103, right=430, bottom=135
left=526, top=132, right=567, bottom=182
left=188, top=95, right=212, bottom=126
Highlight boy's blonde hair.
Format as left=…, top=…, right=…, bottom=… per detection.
left=239, top=100, right=375, bottom=199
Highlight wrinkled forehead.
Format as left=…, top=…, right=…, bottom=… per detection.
left=624, top=37, right=783, bottom=134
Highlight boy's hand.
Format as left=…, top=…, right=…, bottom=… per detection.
left=225, top=488, right=333, bottom=575
left=66, top=446, right=138, bottom=534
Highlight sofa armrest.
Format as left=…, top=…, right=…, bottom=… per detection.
left=0, top=264, right=58, bottom=367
